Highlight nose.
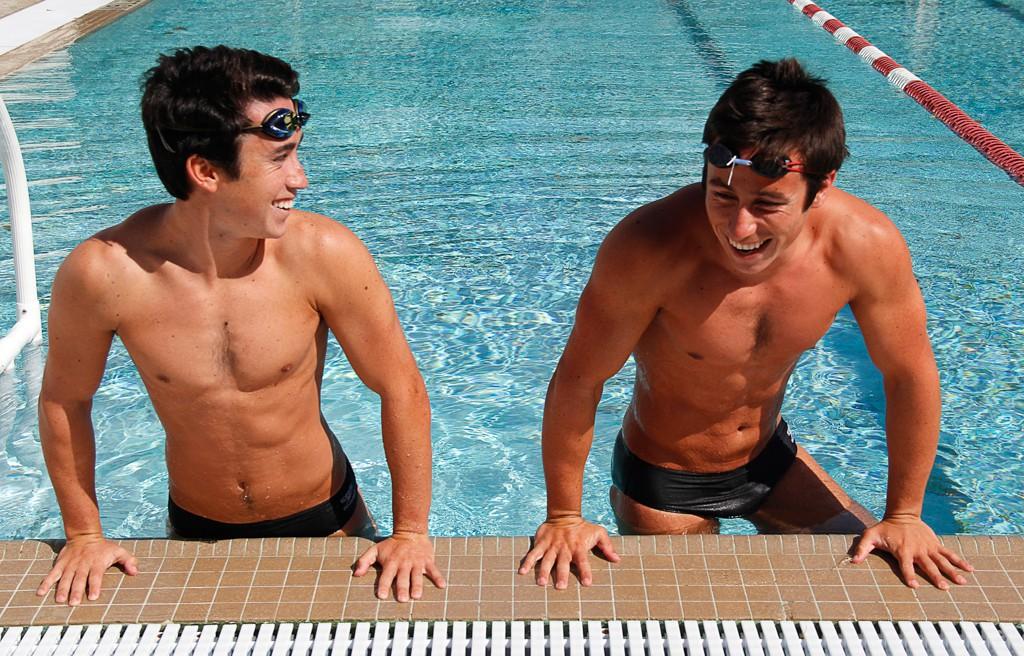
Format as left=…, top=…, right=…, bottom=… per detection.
left=288, top=159, right=309, bottom=190
left=728, top=206, right=758, bottom=240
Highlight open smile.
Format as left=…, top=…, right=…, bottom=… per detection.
left=727, top=237, right=771, bottom=255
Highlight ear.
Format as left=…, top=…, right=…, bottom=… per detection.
left=810, top=170, right=838, bottom=208
left=184, top=154, right=221, bottom=193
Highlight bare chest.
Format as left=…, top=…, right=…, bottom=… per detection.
left=115, top=272, right=321, bottom=393
left=646, top=269, right=851, bottom=370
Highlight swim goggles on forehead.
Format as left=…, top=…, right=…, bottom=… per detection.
left=704, top=142, right=813, bottom=186
left=240, top=98, right=309, bottom=139
left=154, top=98, right=310, bottom=152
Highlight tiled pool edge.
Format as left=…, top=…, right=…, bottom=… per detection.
left=0, top=0, right=151, bottom=80
left=0, top=535, right=1021, bottom=625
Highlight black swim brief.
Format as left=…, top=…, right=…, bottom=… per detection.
left=168, top=457, right=360, bottom=539
left=611, top=419, right=797, bottom=518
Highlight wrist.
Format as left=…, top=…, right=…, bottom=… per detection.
left=545, top=511, right=584, bottom=524
left=391, top=525, right=429, bottom=537
left=64, top=530, right=105, bottom=542
left=882, top=510, right=922, bottom=522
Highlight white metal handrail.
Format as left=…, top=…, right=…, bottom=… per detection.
left=0, top=94, right=41, bottom=373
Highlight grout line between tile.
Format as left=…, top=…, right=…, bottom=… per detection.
left=476, top=538, right=483, bottom=621
left=204, top=548, right=229, bottom=624
left=339, top=540, right=355, bottom=622
left=99, top=549, right=130, bottom=624
left=305, top=543, right=327, bottom=623
left=639, top=544, right=650, bottom=620
left=863, top=556, right=892, bottom=621
left=239, top=543, right=261, bottom=620
left=2, top=551, right=33, bottom=619
left=971, top=554, right=1000, bottom=620
left=136, top=545, right=166, bottom=624
left=995, top=551, right=1024, bottom=606
left=669, top=537, right=682, bottom=618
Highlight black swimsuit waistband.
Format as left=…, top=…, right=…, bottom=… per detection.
left=612, top=419, right=797, bottom=518
left=168, top=457, right=359, bottom=539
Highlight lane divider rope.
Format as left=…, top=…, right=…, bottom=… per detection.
left=787, top=0, right=1024, bottom=187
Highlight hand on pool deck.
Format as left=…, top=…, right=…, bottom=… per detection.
left=353, top=532, right=446, bottom=602
left=852, top=515, right=974, bottom=590
left=520, top=517, right=621, bottom=589
left=36, top=535, right=138, bottom=606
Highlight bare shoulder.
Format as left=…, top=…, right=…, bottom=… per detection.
left=820, top=188, right=915, bottom=294
left=54, top=206, right=165, bottom=301
left=598, top=184, right=702, bottom=279
left=278, top=210, right=371, bottom=264
left=276, top=210, right=384, bottom=301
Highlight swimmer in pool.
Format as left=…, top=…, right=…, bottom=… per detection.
left=36, top=46, right=444, bottom=605
left=521, top=59, right=973, bottom=590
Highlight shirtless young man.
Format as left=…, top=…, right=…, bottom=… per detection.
left=521, top=59, right=973, bottom=590
left=36, top=46, right=444, bottom=605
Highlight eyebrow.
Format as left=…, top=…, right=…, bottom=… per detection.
left=270, top=136, right=301, bottom=157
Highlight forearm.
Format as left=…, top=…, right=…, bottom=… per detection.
left=38, top=398, right=103, bottom=538
left=883, top=368, right=941, bottom=518
left=379, top=377, right=432, bottom=535
left=541, top=367, right=603, bottom=519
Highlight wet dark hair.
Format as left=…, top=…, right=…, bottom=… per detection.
left=140, top=45, right=299, bottom=200
left=702, top=58, right=848, bottom=208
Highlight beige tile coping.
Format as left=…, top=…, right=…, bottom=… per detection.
left=1, top=535, right=1021, bottom=626
left=0, top=0, right=150, bottom=80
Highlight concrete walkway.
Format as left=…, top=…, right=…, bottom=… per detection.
left=0, top=0, right=150, bottom=79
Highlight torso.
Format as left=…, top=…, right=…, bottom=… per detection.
left=620, top=185, right=861, bottom=472
left=92, top=206, right=345, bottom=522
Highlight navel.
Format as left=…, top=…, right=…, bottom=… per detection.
left=238, top=481, right=253, bottom=507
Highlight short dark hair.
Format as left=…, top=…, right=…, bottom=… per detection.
left=140, top=45, right=300, bottom=200
left=702, top=58, right=848, bottom=207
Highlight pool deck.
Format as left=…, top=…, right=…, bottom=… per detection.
left=0, top=0, right=151, bottom=80
left=1, top=535, right=1021, bottom=626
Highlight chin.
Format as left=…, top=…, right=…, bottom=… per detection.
left=723, top=246, right=778, bottom=276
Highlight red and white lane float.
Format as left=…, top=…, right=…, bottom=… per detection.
left=788, top=0, right=1024, bottom=187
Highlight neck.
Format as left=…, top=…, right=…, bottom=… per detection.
left=161, top=200, right=265, bottom=279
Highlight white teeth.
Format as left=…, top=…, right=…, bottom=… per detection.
left=729, top=238, right=766, bottom=252
left=272, top=200, right=294, bottom=210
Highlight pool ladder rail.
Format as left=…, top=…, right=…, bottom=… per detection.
left=1, top=620, right=1022, bottom=656
left=0, top=95, right=42, bottom=373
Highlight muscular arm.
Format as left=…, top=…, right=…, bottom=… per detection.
left=37, top=240, right=138, bottom=604
left=543, top=249, right=659, bottom=520
left=847, top=214, right=972, bottom=587
left=522, top=213, right=665, bottom=586
left=306, top=217, right=440, bottom=600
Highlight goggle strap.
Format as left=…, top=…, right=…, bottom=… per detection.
left=156, top=126, right=175, bottom=153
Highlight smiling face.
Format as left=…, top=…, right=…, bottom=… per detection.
left=704, top=150, right=834, bottom=278
left=210, top=96, right=309, bottom=239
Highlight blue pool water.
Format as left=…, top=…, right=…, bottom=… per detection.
left=0, top=0, right=1022, bottom=539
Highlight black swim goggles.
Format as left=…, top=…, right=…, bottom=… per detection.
left=154, top=98, right=310, bottom=152
left=704, top=142, right=816, bottom=185
left=240, top=98, right=309, bottom=139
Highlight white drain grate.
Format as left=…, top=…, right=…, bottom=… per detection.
left=0, top=620, right=1021, bottom=656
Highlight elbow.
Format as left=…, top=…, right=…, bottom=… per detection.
left=379, top=370, right=429, bottom=408
left=549, top=359, right=603, bottom=405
